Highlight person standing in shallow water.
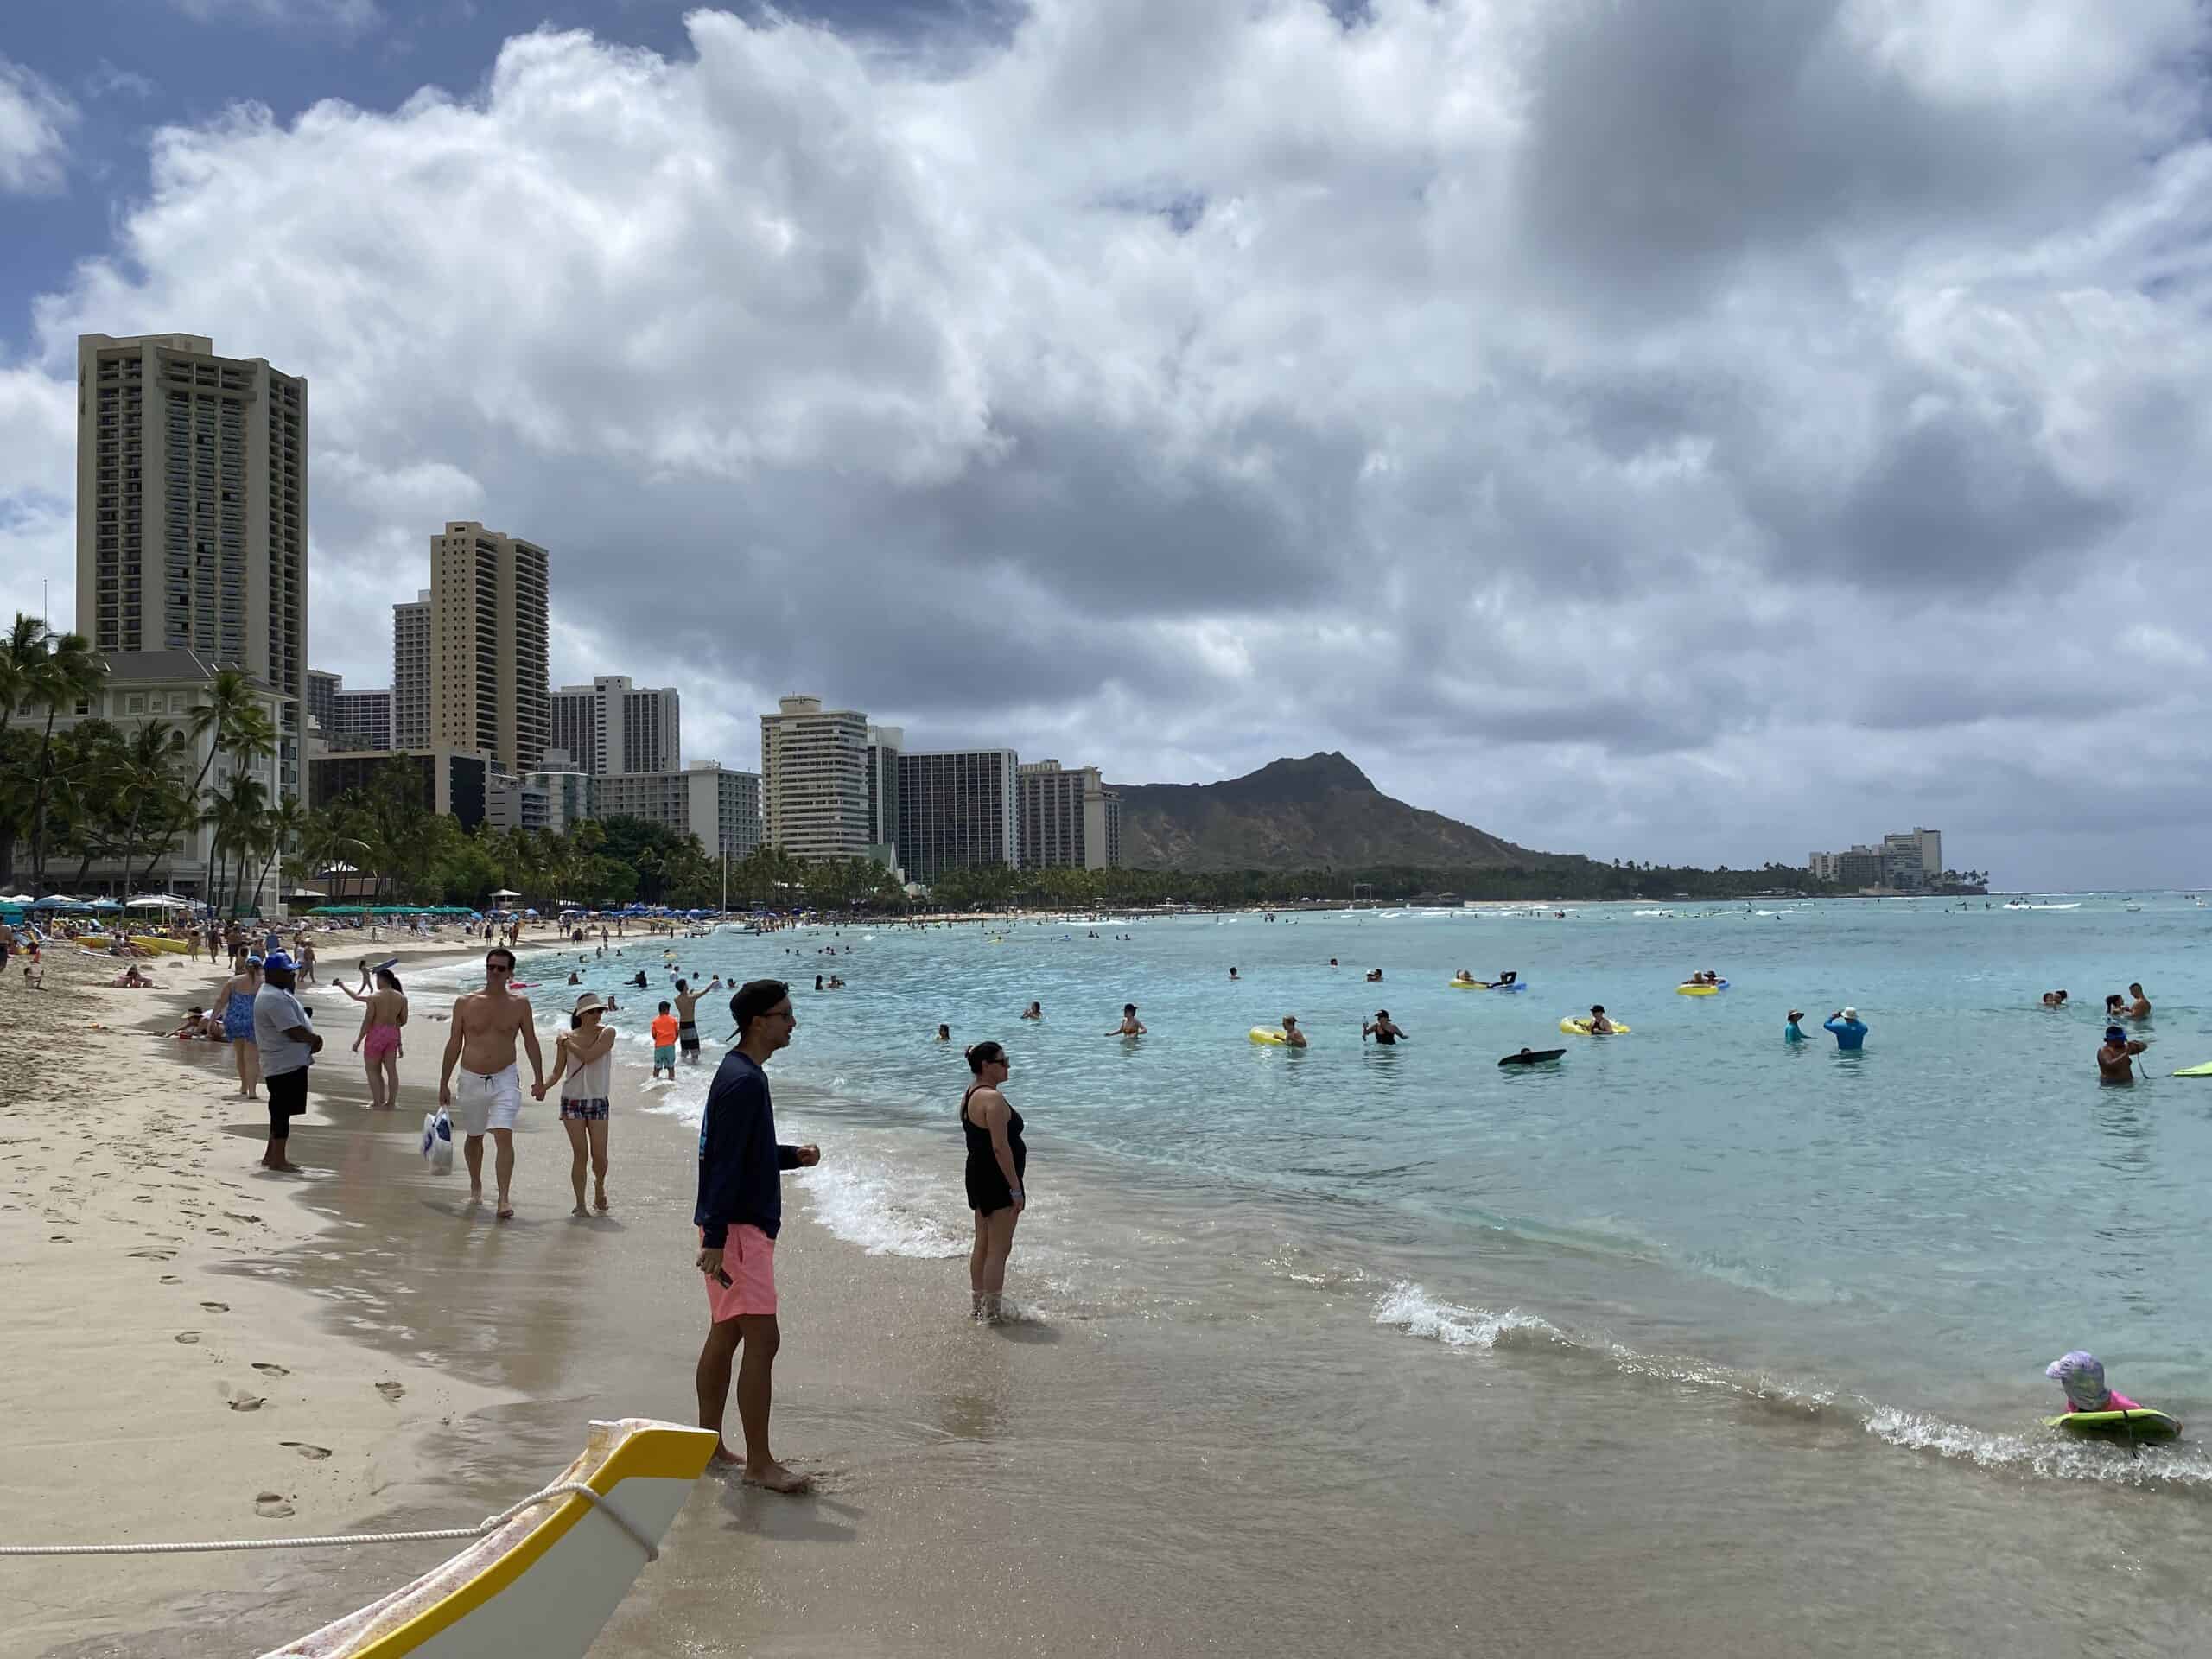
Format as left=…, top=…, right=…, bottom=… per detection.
left=960, top=1040, right=1027, bottom=1323
left=695, top=979, right=820, bottom=1492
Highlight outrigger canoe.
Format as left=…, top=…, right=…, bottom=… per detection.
left=74, top=933, right=193, bottom=954
left=258, top=1418, right=716, bottom=1658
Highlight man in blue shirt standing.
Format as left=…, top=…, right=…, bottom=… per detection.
left=1824, top=1007, right=1868, bottom=1051
left=253, top=949, right=321, bottom=1170
left=694, top=979, right=820, bottom=1493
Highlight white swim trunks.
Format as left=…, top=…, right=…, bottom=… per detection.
left=452, top=1065, right=523, bottom=1135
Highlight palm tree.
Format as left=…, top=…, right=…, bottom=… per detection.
left=249, top=796, right=308, bottom=919
left=205, top=772, right=268, bottom=916
left=111, top=719, right=193, bottom=899
left=25, top=628, right=105, bottom=893
left=0, top=613, right=55, bottom=740
left=169, top=668, right=271, bottom=904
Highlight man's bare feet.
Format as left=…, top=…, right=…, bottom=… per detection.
left=744, top=1459, right=812, bottom=1494
left=496, top=1206, right=514, bottom=1222
left=594, top=1192, right=610, bottom=1212
left=572, top=1203, right=588, bottom=1216
left=709, top=1444, right=744, bottom=1469
left=467, top=1188, right=483, bottom=1206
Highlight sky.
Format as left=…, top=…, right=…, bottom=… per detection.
left=4, top=0, right=2210, bottom=890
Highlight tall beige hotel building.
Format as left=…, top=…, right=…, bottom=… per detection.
left=75, top=332, right=308, bottom=790
left=397, top=521, right=550, bottom=776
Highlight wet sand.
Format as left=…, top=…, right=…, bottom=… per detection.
left=13, top=942, right=2212, bottom=1656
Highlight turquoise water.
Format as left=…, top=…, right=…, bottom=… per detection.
left=466, top=894, right=2212, bottom=1484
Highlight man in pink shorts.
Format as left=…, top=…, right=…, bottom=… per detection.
left=694, top=978, right=820, bottom=1492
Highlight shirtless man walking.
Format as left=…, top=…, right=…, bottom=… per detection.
left=437, top=947, right=545, bottom=1220
left=673, top=974, right=721, bottom=1065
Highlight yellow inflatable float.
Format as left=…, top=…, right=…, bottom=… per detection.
left=1559, top=1016, right=1631, bottom=1036
left=1249, top=1027, right=1287, bottom=1045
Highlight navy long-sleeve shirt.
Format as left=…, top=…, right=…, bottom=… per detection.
left=695, top=1050, right=801, bottom=1247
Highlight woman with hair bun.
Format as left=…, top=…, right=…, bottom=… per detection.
left=960, top=1040, right=1027, bottom=1323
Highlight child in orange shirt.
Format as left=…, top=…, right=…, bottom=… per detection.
left=651, top=1002, right=678, bottom=1080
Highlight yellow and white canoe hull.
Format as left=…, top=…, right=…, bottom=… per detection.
left=259, top=1418, right=716, bottom=1659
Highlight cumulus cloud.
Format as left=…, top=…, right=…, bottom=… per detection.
left=14, top=0, right=2212, bottom=884
left=0, top=56, right=78, bottom=194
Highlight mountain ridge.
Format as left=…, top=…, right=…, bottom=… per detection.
left=1105, top=752, right=1572, bottom=874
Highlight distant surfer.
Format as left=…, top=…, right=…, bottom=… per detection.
left=1279, top=1015, right=1307, bottom=1048
left=1363, top=1011, right=1404, bottom=1046
left=2098, top=1025, right=2148, bottom=1083
left=1784, top=1009, right=1808, bottom=1044
left=1107, top=1003, right=1146, bottom=1037
left=2127, top=982, right=2152, bottom=1020
left=1823, top=1007, right=1867, bottom=1050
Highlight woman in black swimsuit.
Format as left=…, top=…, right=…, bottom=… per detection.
left=960, top=1040, right=1027, bottom=1323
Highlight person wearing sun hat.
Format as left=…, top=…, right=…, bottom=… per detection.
left=1823, top=1007, right=1867, bottom=1051
left=535, top=991, right=620, bottom=1215
left=2046, top=1350, right=2142, bottom=1416
left=2098, top=1025, right=2148, bottom=1083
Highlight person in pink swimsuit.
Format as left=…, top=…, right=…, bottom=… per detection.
left=2047, top=1351, right=2141, bottom=1414
left=350, top=967, right=410, bottom=1110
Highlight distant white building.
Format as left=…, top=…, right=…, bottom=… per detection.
left=596, top=761, right=762, bottom=861
left=549, top=675, right=681, bottom=777
left=760, top=696, right=871, bottom=861
left=1017, top=760, right=1122, bottom=870
left=45, top=649, right=287, bottom=910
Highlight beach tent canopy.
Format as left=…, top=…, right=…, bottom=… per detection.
left=489, top=887, right=523, bottom=900
left=125, top=893, right=194, bottom=910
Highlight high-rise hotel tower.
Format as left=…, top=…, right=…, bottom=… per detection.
left=75, top=333, right=308, bottom=791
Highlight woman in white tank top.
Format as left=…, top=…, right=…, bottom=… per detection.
left=537, top=992, right=620, bottom=1214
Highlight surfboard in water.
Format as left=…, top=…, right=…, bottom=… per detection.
left=1499, top=1048, right=1567, bottom=1066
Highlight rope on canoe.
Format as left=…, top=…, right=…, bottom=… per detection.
left=0, top=1481, right=658, bottom=1560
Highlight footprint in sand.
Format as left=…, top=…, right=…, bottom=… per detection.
left=160, top=1274, right=181, bottom=1284
left=229, top=1395, right=265, bottom=1412
left=175, top=1331, right=200, bottom=1344
left=200, top=1301, right=229, bottom=1313
left=251, top=1363, right=289, bottom=1376
left=254, top=1492, right=294, bottom=1518
left=375, top=1380, right=404, bottom=1403
left=281, top=1442, right=332, bottom=1461
left=128, top=1248, right=175, bottom=1261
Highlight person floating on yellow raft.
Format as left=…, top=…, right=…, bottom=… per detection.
left=2044, top=1349, right=2183, bottom=1440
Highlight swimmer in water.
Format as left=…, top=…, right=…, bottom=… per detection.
left=1784, top=1009, right=1808, bottom=1043
left=1107, top=1003, right=1146, bottom=1037
left=2098, top=1025, right=2147, bottom=1083
left=1451, top=969, right=1479, bottom=986
left=1823, top=1007, right=1867, bottom=1051
left=1365, top=968, right=1383, bottom=982
left=936, top=1024, right=950, bottom=1043
left=2104, top=994, right=2126, bottom=1022
left=1493, top=970, right=1517, bottom=987
left=2040, top=989, right=2069, bottom=1008
left=1021, top=1001, right=1042, bottom=1020
left=1586, top=1004, right=1615, bottom=1034
left=1363, top=1010, right=1404, bottom=1045
left=1229, top=967, right=1239, bottom=981
left=1279, top=1015, right=1307, bottom=1049
left=2127, top=982, right=2152, bottom=1020
left=2046, top=1350, right=2143, bottom=1415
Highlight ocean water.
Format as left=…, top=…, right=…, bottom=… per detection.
left=423, top=893, right=2212, bottom=1491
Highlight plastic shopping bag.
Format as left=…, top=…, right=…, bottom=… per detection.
left=421, top=1107, right=454, bottom=1175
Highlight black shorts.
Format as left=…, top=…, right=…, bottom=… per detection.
left=266, top=1068, right=309, bottom=1137
left=679, top=1024, right=700, bottom=1053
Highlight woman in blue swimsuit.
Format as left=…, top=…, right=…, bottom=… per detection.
left=219, top=957, right=264, bottom=1098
